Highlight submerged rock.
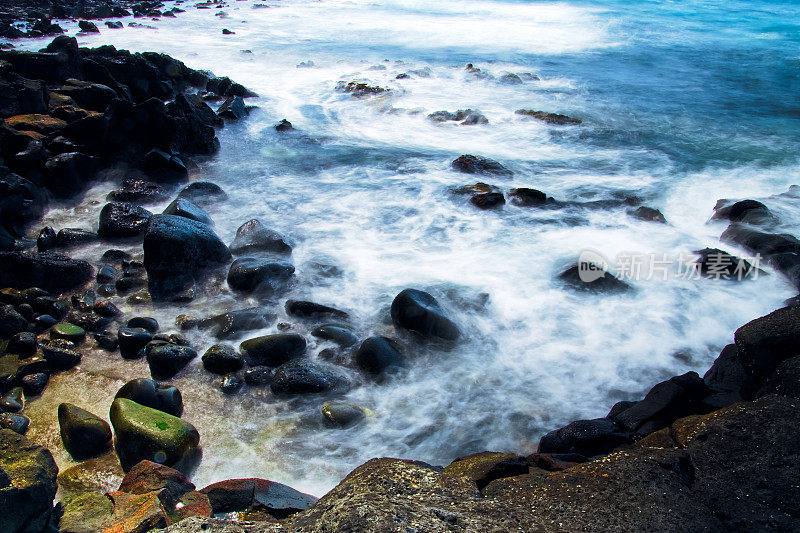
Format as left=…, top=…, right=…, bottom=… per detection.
left=227, top=257, right=294, bottom=293
left=109, top=398, right=200, bottom=472
left=145, top=341, right=197, bottom=380
left=451, top=154, right=513, bottom=177
left=190, top=307, right=276, bottom=340
left=311, top=324, right=359, bottom=347
left=58, top=403, right=112, bottom=461
left=391, top=288, right=460, bottom=341
left=322, top=401, right=366, bottom=428
left=177, top=182, right=227, bottom=207
left=200, top=478, right=317, bottom=517
left=627, top=206, right=667, bottom=223
left=515, top=109, right=582, bottom=125
left=270, top=359, right=350, bottom=395
left=229, top=219, right=292, bottom=256
left=557, top=262, right=632, bottom=294
left=98, top=202, right=153, bottom=239
left=202, top=344, right=244, bottom=375
left=285, top=300, right=349, bottom=321
left=162, top=198, right=213, bottom=226
left=354, top=336, right=405, bottom=375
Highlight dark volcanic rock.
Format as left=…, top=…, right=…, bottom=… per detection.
left=98, top=202, right=153, bottom=238
left=270, top=358, right=350, bottom=395
left=735, top=306, right=800, bottom=380
left=703, top=344, right=755, bottom=407
left=227, top=257, right=294, bottom=293
left=117, top=326, right=154, bottom=359
left=557, top=261, right=632, bottom=294
left=538, top=418, right=631, bottom=457
left=107, top=179, right=169, bottom=204
left=43, top=152, right=102, bottom=198
left=713, top=199, right=773, bottom=225
left=145, top=341, right=198, bottom=380
left=508, top=187, right=548, bottom=207
left=240, top=334, right=306, bottom=367
left=627, top=206, right=667, bottom=223
left=115, top=378, right=183, bottom=417
left=200, top=478, right=317, bottom=517
left=229, top=219, right=292, bottom=256
left=428, top=109, right=488, bottom=125
left=0, top=251, right=92, bottom=292
left=694, top=247, right=759, bottom=280
left=0, top=305, right=27, bottom=337
left=515, top=109, right=581, bottom=125
left=354, top=336, right=405, bottom=375
left=390, top=288, right=459, bottom=341
left=58, top=403, right=112, bottom=460
left=143, top=214, right=230, bottom=299
left=0, top=173, right=44, bottom=250
left=442, top=451, right=530, bottom=491
left=451, top=154, right=512, bottom=177
left=202, top=345, right=244, bottom=375
left=176, top=182, right=227, bottom=207
left=190, top=307, right=276, bottom=340
left=162, top=198, right=212, bottom=226
left=285, top=300, right=348, bottom=321
left=311, top=324, right=358, bottom=347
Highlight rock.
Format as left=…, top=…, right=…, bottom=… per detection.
left=285, top=300, right=348, bottom=321
left=143, top=214, right=230, bottom=299
left=451, top=154, right=512, bottom=177
left=274, top=119, right=293, bottom=132
left=758, top=355, right=800, bottom=399
left=390, top=288, right=459, bottom=340
left=191, top=307, right=276, bottom=340
left=627, top=206, right=667, bottom=223
left=217, top=96, right=247, bottom=120
left=538, top=418, right=630, bottom=456
left=694, top=247, right=759, bottom=280
left=713, top=199, right=773, bottom=225
left=508, top=187, right=548, bottom=207
left=243, top=367, right=272, bottom=387
left=0, top=429, right=59, bottom=533
left=311, top=325, right=358, bottom=347
left=321, top=402, right=366, bottom=428
left=735, top=306, right=800, bottom=381
left=177, top=182, right=227, bottom=207
left=140, top=149, right=188, bottom=183
left=39, top=339, right=81, bottom=371
left=336, top=81, right=388, bottom=97
left=96, top=265, right=117, bottom=283
left=21, top=373, right=49, bottom=396
left=229, top=219, right=292, bottom=256
left=239, top=334, right=306, bottom=367
left=201, top=345, right=244, bottom=375
left=115, top=379, right=183, bottom=417
left=162, top=198, right=213, bottom=226
left=78, top=20, right=100, bottom=33
left=127, top=317, right=159, bottom=333
left=98, top=202, right=153, bottom=238
left=200, top=478, right=317, bottom=517
left=0, top=387, right=24, bottom=413
left=470, top=192, right=505, bottom=209
left=43, top=152, right=101, bottom=198
left=222, top=28, right=235, bottom=35
left=103, top=490, right=167, bottom=532
left=442, top=452, right=530, bottom=490
left=50, top=322, right=85, bottom=343
left=109, top=398, right=200, bottom=472
left=118, top=327, right=155, bottom=359
left=428, top=109, right=488, bottom=125
left=118, top=460, right=195, bottom=499
left=56, top=228, right=98, bottom=247
left=0, top=413, right=30, bottom=434
left=219, top=373, right=243, bottom=394
left=36, top=226, right=57, bottom=252
left=0, top=173, right=44, bottom=248
left=107, top=179, right=169, bottom=204
left=270, top=359, right=350, bottom=395
left=515, top=109, right=581, bottom=125
left=557, top=261, right=632, bottom=294
left=354, top=336, right=405, bottom=375
left=0, top=251, right=93, bottom=292
left=0, top=304, right=27, bottom=337
left=58, top=403, right=112, bottom=461
left=106, top=21, right=124, bottom=29
left=720, top=223, right=800, bottom=257
left=145, top=342, right=197, bottom=381
left=4, top=114, right=67, bottom=135
left=227, top=258, right=294, bottom=293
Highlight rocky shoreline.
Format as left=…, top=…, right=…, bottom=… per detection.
left=1, top=29, right=799, bottom=533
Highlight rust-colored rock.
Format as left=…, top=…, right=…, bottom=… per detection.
left=5, top=113, right=67, bottom=134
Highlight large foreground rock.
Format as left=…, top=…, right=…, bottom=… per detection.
left=0, top=429, right=59, bottom=533
left=143, top=215, right=230, bottom=299
left=200, top=478, right=317, bottom=517
left=390, top=288, right=459, bottom=340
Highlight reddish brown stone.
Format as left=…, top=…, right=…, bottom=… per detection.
left=102, top=490, right=166, bottom=533
left=118, top=460, right=195, bottom=499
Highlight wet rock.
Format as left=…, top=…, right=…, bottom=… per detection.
left=470, top=192, right=505, bottom=209
left=354, top=336, right=405, bottom=375
left=0, top=304, right=27, bottom=337
left=217, top=96, right=247, bottom=120
left=428, top=109, right=488, bottom=125
left=21, top=372, right=48, bottom=396
left=694, top=247, right=759, bottom=280
left=98, top=202, right=153, bottom=239
left=0, top=251, right=93, bottom=292
left=243, top=367, right=272, bottom=387
left=118, top=327, right=155, bottom=359
left=735, top=306, right=800, bottom=380
left=43, top=152, right=101, bottom=198
left=177, top=182, right=227, bottom=207
left=145, top=341, right=197, bottom=380
left=140, top=149, right=188, bottom=183
left=227, top=257, right=294, bottom=293
left=311, top=324, right=358, bottom=347
left=190, top=307, right=276, bottom=340
left=0, top=387, right=23, bottom=413
left=240, top=334, right=306, bottom=367
left=127, top=317, right=159, bottom=333
left=143, top=214, right=230, bottom=300
left=627, top=206, right=667, bottom=223
left=219, top=373, right=243, bottom=394
left=758, top=355, right=800, bottom=399
left=78, top=20, right=100, bottom=33
left=274, top=119, right=293, bottom=132
left=229, top=219, right=292, bottom=256
left=119, top=460, right=195, bottom=498
left=712, top=199, right=773, bottom=225
left=110, top=397, right=200, bottom=472
left=720, top=223, right=800, bottom=257
left=285, top=300, right=349, bottom=321
left=103, top=489, right=167, bottom=532
left=0, top=429, right=58, bottom=533
left=115, top=378, right=183, bottom=417
left=451, top=154, right=512, bottom=177
left=321, top=401, right=366, bottom=428
left=39, top=339, right=81, bottom=371
left=8, top=331, right=37, bottom=357
left=442, top=452, right=530, bottom=490
left=508, top=187, right=548, bottom=207
left=538, top=418, right=630, bottom=457
left=0, top=412, right=30, bottom=434
left=336, top=81, right=388, bottom=97
left=32, top=314, right=57, bottom=332
left=58, top=403, right=112, bottom=461
left=202, top=344, right=244, bottom=375
left=557, top=261, right=632, bottom=294
left=391, top=288, right=459, bottom=341
left=162, top=198, right=213, bottom=226
left=96, top=265, right=118, bottom=283
left=0, top=172, right=44, bottom=250
left=56, top=228, right=98, bottom=247
left=106, top=21, right=124, bottom=29
left=515, top=109, right=582, bottom=125
left=50, top=322, right=84, bottom=343
left=107, top=179, right=169, bottom=204
left=200, top=478, right=317, bottom=517
left=270, top=359, right=350, bottom=395
left=36, top=226, right=57, bottom=251
left=499, top=72, right=523, bottom=84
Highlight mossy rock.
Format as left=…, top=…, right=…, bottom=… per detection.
left=109, top=398, right=200, bottom=473
left=50, top=322, right=86, bottom=343
left=441, top=452, right=530, bottom=490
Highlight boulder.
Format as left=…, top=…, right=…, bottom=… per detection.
left=109, top=398, right=200, bottom=472
left=39, top=340, right=81, bottom=371
left=142, top=214, right=230, bottom=299
left=117, top=327, right=154, bottom=359
left=227, top=257, right=294, bottom=293
left=311, top=324, right=358, bottom=347
left=508, top=187, right=548, bottom=207
left=694, top=248, right=758, bottom=280
left=145, top=341, right=197, bottom=380
left=451, top=154, right=512, bottom=177
left=0, top=429, right=59, bottom=533
left=713, top=199, right=773, bottom=225
left=0, top=413, right=30, bottom=434
left=354, top=336, right=405, bottom=375
left=176, top=182, right=227, bottom=207
left=107, top=179, right=169, bottom=204
left=703, top=344, right=755, bottom=407
left=140, top=149, right=188, bottom=183
left=285, top=300, right=348, bottom=321
left=42, top=152, right=101, bottom=198
left=0, top=305, right=27, bottom=337
left=0, top=173, right=44, bottom=249
left=0, top=251, right=92, bottom=292
left=229, top=219, right=292, bottom=256
left=240, top=334, right=306, bottom=367
left=8, top=331, right=37, bottom=357
left=515, top=109, right=581, bottom=125
left=735, top=306, right=800, bottom=380
left=538, top=418, right=630, bottom=457
left=217, top=96, right=247, bottom=120
left=162, top=198, right=213, bottom=226
left=627, top=206, right=667, bottom=223
left=98, top=202, right=153, bottom=239
left=118, top=460, right=195, bottom=499
left=390, top=288, right=459, bottom=340
left=442, top=452, right=530, bottom=490
left=321, top=402, right=366, bottom=428
left=58, top=403, right=112, bottom=460
left=200, top=478, right=317, bottom=517
left=557, top=261, right=632, bottom=294
left=115, top=379, right=183, bottom=418
left=201, top=345, right=244, bottom=375
left=270, top=359, right=350, bottom=395
left=189, top=307, right=276, bottom=340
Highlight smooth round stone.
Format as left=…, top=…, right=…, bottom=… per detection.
left=145, top=342, right=197, bottom=381
left=21, top=373, right=49, bottom=396
left=243, top=367, right=272, bottom=387
left=96, top=265, right=118, bottom=283
left=93, top=332, right=118, bottom=351
left=219, top=373, right=243, bottom=395
left=0, top=413, right=30, bottom=434
left=32, top=314, right=58, bottom=332
left=7, top=332, right=37, bottom=357
left=202, top=345, right=244, bottom=375
left=321, top=402, right=366, bottom=428
left=127, top=317, right=159, bottom=333
left=40, top=340, right=81, bottom=371
left=311, top=325, right=359, bottom=347
left=50, top=322, right=86, bottom=343
left=0, top=387, right=24, bottom=413
left=118, top=327, right=154, bottom=359
left=58, top=403, right=113, bottom=460
left=115, top=378, right=183, bottom=417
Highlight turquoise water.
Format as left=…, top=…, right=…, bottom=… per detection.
left=18, top=0, right=800, bottom=495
